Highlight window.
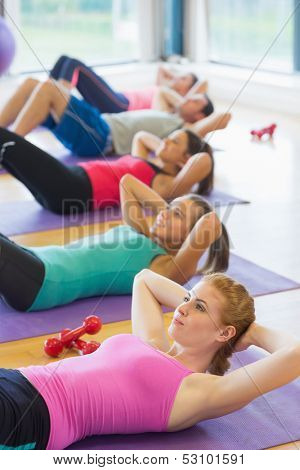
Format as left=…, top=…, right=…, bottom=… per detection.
left=6, top=0, right=139, bottom=74
left=208, top=0, right=294, bottom=73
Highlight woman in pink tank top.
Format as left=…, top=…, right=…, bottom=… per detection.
left=48, top=55, right=204, bottom=113
left=1, top=270, right=299, bottom=449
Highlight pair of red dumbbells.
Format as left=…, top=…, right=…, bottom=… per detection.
left=44, top=315, right=102, bottom=357
left=250, top=123, right=277, bottom=140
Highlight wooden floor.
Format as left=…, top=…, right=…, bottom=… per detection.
left=0, top=96, right=299, bottom=450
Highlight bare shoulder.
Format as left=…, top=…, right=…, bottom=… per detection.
left=167, top=372, right=220, bottom=432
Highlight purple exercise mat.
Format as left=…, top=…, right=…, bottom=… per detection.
left=0, top=253, right=299, bottom=343
left=0, top=190, right=248, bottom=237
left=67, top=348, right=300, bottom=450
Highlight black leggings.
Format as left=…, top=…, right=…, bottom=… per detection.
left=0, top=369, right=50, bottom=449
left=50, top=55, right=129, bottom=113
left=0, top=128, right=93, bottom=214
left=0, top=232, right=44, bottom=311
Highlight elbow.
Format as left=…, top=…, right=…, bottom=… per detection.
left=197, top=211, right=222, bottom=246
left=201, top=211, right=220, bottom=228
left=120, top=174, right=129, bottom=185
left=193, top=152, right=212, bottom=170
left=134, top=268, right=151, bottom=281
left=292, top=342, right=300, bottom=357
left=120, top=173, right=135, bottom=186
left=133, top=130, right=147, bottom=141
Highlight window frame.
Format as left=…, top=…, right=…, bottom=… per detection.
left=185, top=0, right=298, bottom=75
left=293, top=0, right=300, bottom=72
left=2, top=0, right=162, bottom=75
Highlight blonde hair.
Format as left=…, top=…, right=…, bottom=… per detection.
left=203, top=273, right=256, bottom=376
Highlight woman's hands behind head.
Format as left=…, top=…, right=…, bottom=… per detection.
left=233, top=322, right=258, bottom=352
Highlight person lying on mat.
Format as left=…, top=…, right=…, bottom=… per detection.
left=0, top=76, right=216, bottom=157
left=1, top=271, right=300, bottom=450
left=47, top=55, right=209, bottom=114
left=0, top=113, right=230, bottom=214
left=0, top=174, right=229, bottom=312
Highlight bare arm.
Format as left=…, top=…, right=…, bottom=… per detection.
left=131, top=269, right=187, bottom=350
left=131, top=131, right=162, bottom=159
left=120, top=174, right=168, bottom=236
left=156, top=152, right=212, bottom=200
left=163, top=212, right=222, bottom=284
left=235, top=322, right=300, bottom=353
left=156, top=65, right=176, bottom=86
left=185, top=79, right=208, bottom=98
left=184, top=112, right=232, bottom=138
left=206, top=324, right=300, bottom=418
left=152, top=86, right=185, bottom=112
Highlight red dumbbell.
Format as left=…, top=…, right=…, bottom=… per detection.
left=44, top=327, right=75, bottom=357
left=44, top=315, right=102, bottom=357
left=250, top=123, right=277, bottom=140
left=72, top=338, right=100, bottom=355
left=60, top=328, right=73, bottom=348
left=59, top=315, right=102, bottom=345
left=44, top=337, right=64, bottom=357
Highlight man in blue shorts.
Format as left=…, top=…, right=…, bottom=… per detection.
left=0, top=78, right=215, bottom=157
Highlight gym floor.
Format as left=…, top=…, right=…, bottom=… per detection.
left=0, top=89, right=299, bottom=450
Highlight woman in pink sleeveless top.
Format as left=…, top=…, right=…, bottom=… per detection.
left=48, top=55, right=205, bottom=113
left=1, top=270, right=299, bottom=449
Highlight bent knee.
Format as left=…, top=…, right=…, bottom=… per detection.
left=22, top=77, right=39, bottom=90
left=38, top=79, right=59, bottom=97
left=58, top=54, right=70, bottom=63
